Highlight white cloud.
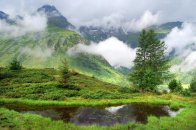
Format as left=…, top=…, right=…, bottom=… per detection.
left=67, top=37, right=136, bottom=68
left=170, top=51, right=196, bottom=72
left=164, top=22, right=196, bottom=56
left=123, top=10, right=160, bottom=32
left=0, top=0, right=196, bottom=28
left=80, top=13, right=124, bottom=30
left=164, top=22, right=196, bottom=72
left=0, top=13, right=47, bottom=37
left=80, top=10, right=160, bottom=32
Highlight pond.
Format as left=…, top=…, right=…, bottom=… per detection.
left=0, top=103, right=182, bottom=126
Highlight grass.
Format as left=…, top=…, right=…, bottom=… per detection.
left=0, top=68, right=130, bottom=100
left=0, top=94, right=196, bottom=130
left=0, top=68, right=196, bottom=129
left=0, top=94, right=188, bottom=108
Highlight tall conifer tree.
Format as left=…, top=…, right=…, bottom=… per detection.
left=130, top=29, right=170, bottom=91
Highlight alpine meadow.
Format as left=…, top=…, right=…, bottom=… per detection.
left=0, top=1, right=196, bottom=130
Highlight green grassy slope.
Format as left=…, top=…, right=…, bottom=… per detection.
left=68, top=53, right=129, bottom=86
left=0, top=68, right=130, bottom=100
left=0, top=26, right=81, bottom=68
left=0, top=26, right=128, bottom=85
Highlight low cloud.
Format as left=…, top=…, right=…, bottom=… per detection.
left=123, top=10, right=160, bottom=32
left=80, top=10, right=160, bottom=32
left=20, top=46, right=53, bottom=59
left=164, top=22, right=196, bottom=56
left=0, top=0, right=196, bottom=27
left=81, top=13, right=124, bottom=30
left=170, top=51, right=196, bottom=72
left=67, top=37, right=136, bottom=68
left=164, top=22, right=196, bottom=72
left=0, top=13, right=47, bottom=37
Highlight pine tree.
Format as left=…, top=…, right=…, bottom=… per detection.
left=60, top=58, right=70, bottom=83
left=130, top=29, right=170, bottom=91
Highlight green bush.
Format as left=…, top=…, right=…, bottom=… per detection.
left=118, top=86, right=139, bottom=93
left=0, top=70, right=13, bottom=80
left=180, top=89, right=191, bottom=97
left=58, top=83, right=81, bottom=91
left=0, top=69, right=54, bottom=83
left=190, top=78, right=196, bottom=92
left=9, top=58, right=22, bottom=70
left=168, top=79, right=182, bottom=92
left=64, top=90, right=80, bottom=97
left=80, top=90, right=125, bottom=99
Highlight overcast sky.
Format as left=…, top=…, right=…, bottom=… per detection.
left=0, top=0, right=195, bottom=26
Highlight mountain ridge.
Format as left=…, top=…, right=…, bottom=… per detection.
left=37, top=5, right=74, bottom=29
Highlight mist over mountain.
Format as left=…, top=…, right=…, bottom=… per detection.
left=1, top=2, right=196, bottom=130
left=0, top=4, right=195, bottom=84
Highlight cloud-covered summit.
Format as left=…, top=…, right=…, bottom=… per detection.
left=0, top=0, right=195, bottom=29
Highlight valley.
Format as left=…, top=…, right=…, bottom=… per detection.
left=0, top=2, right=196, bottom=130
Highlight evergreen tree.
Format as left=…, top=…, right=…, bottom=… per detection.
left=130, top=29, right=170, bottom=91
left=190, top=77, right=196, bottom=92
left=9, top=58, right=22, bottom=70
left=60, top=58, right=70, bottom=83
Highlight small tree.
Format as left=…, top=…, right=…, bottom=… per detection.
left=9, top=58, right=22, bottom=70
left=168, top=79, right=182, bottom=92
left=60, top=59, right=70, bottom=83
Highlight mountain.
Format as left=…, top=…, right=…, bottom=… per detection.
left=159, top=21, right=182, bottom=29
left=0, top=25, right=127, bottom=85
left=0, top=11, right=8, bottom=20
left=0, top=9, right=128, bottom=86
left=0, top=5, right=184, bottom=85
left=79, top=22, right=183, bottom=48
left=37, top=5, right=74, bottom=29
left=0, top=11, right=15, bottom=24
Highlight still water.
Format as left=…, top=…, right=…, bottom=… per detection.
left=1, top=103, right=182, bottom=126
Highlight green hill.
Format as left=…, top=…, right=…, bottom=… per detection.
left=0, top=26, right=128, bottom=85
left=0, top=68, right=129, bottom=100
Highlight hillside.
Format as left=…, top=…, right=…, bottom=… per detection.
left=0, top=26, right=81, bottom=68
left=0, top=25, right=128, bottom=85
left=0, top=68, right=128, bottom=100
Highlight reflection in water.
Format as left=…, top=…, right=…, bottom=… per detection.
left=1, top=103, right=182, bottom=126
left=105, top=105, right=125, bottom=114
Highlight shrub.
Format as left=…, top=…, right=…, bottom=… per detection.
left=57, top=83, right=81, bottom=91
left=180, top=89, right=191, bottom=97
left=64, top=90, right=80, bottom=97
left=9, top=58, right=22, bottom=70
left=168, top=79, right=182, bottom=92
left=190, top=78, right=196, bottom=92
left=0, top=70, right=13, bottom=80
left=118, top=86, right=139, bottom=93
left=80, top=90, right=125, bottom=99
